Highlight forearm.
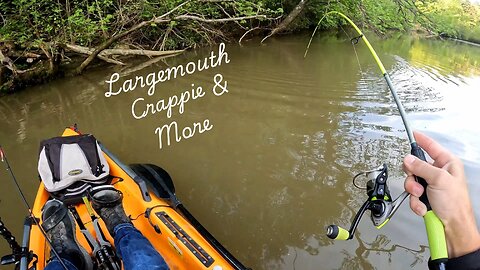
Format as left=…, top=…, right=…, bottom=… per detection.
left=444, top=206, right=480, bottom=258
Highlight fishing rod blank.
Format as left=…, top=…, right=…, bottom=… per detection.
left=306, top=11, right=448, bottom=270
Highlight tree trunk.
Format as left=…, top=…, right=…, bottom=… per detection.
left=261, top=0, right=309, bottom=43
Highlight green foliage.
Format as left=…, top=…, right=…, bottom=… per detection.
left=416, top=0, right=480, bottom=41
left=0, top=0, right=117, bottom=47
left=0, top=0, right=479, bottom=52
left=361, top=0, right=409, bottom=31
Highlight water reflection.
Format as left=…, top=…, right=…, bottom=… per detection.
left=0, top=33, right=479, bottom=270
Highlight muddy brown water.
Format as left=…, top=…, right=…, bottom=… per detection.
left=1, top=32, right=479, bottom=270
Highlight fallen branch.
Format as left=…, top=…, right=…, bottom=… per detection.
left=73, top=0, right=195, bottom=74
left=3, top=51, right=41, bottom=59
left=66, top=44, right=184, bottom=57
left=176, top=14, right=267, bottom=23
left=64, top=44, right=126, bottom=65
left=239, top=27, right=260, bottom=44
left=446, top=36, right=480, bottom=47
left=74, top=0, right=271, bottom=74
left=100, top=48, right=184, bottom=57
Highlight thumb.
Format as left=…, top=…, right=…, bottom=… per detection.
left=403, top=154, right=445, bottom=186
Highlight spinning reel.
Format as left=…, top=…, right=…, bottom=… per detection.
left=326, top=164, right=408, bottom=240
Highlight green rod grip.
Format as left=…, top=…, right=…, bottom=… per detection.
left=424, top=211, right=448, bottom=260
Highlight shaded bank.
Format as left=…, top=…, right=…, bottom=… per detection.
left=1, top=0, right=479, bottom=93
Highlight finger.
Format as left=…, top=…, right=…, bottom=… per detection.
left=404, top=176, right=424, bottom=197
left=414, top=132, right=464, bottom=177
left=413, top=131, right=455, bottom=168
left=403, top=158, right=435, bottom=176
left=403, top=154, right=447, bottom=186
left=402, top=163, right=413, bottom=176
left=410, top=195, right=427, bottom=217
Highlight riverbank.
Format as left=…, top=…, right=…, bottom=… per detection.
left=1, top=0, right=479, bottom=94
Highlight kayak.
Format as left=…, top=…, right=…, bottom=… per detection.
left=24, top=127, right=248, bottom=270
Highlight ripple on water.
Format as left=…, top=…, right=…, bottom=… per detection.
left=1, top=34, right=480, bottom=270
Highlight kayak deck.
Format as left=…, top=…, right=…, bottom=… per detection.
left=28, top=128, right=240, bottom=270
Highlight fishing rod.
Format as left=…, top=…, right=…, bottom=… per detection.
left=0, top=145, right=70, bottom=270
left=305, top=11, right=448, bottom=270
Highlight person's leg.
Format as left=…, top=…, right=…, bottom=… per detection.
left=41, top=199, right=93, bottom=270
left=91, top=187, right=169, bottom=270
left=113, top=223, right=169, bottom=270
left=44, top=258, right=79, bottom=270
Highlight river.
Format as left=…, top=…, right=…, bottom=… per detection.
left=0, top=32, right=479, bottom=270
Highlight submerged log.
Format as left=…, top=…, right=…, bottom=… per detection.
left=446, top=37, right=480, bottom=47
left=0, top=60, right=53, bottom=93
left=1, top=43, right=60, bottom=93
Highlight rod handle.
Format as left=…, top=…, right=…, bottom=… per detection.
left=411, top=143, right=448, bottom=261
left=424, top=211, right=448, bottom=262
left=410, top=143, right=432, bottom=209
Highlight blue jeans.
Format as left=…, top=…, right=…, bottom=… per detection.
left=45, top=223, right=169, bottom=270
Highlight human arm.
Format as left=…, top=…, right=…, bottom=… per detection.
left=403, top=131, right=480, bottom=259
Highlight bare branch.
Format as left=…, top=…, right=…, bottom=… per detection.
left=103, top=48, right=184, bottom=57
left=198, top=0, right=234, bottom=2
left=65, top=44, right=126, bottom=65
left=239, top=27, right=260, bottom=44
left=74, top=0, right=270, bottom=73
left=65, top=44, right=184, bottom=60
left=157, top=0, right=192, bottom=20
left=175, top=14, right=267, bottom=23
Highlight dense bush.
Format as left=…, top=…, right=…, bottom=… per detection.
left=0, top=0, right=478, bottom=51
left=1, top=0, right=478, bottom=92
left=0, top=0, right=282, bottom=49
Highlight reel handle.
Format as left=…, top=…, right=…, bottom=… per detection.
left=326, top=225, right=350, bottom=240
left=326, top=200, right=370, bottom=241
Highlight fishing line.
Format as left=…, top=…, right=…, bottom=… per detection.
left=339, top=24, right=367, bottom=87
left=350, top=38, right=365, bottom=77
left=0, top=145, right=69, bottom=270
